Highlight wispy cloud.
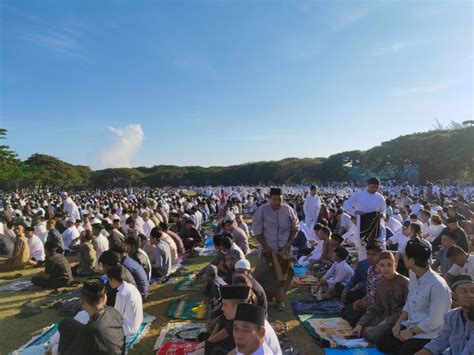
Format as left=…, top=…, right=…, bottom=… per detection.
left=19, top=31, right=80, bottom=56
left=371, top=40, right=418, bottom=55
left=392, top=82, right=447, bottom=96
left=330, top=4, right=379, bottom=32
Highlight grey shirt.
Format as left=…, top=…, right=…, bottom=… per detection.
left=152, top=240, right=171, bottom=277
left=252, top=203, right=299, bottom=252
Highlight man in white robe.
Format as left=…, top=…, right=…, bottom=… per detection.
left=303, top=185, right=321, bottom=239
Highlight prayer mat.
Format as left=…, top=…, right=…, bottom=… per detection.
left=290, top=274, right=319, bottom=287
left=13, top=314, right=156, bottom=354
left=154, top=322, right=207, bottom=349
left=324, top=348, right=385, bottom=354
left=156, top=341, right=198, bottom=355
left=298, top=315, right=371, bottom=349
left=167, top=300, right=210, bottom=320
left=0, top=280, right=33, bottom=292
left=294, top=265, right=309, bottom=276
left=175, top=273, right=205, bottom=292
left=291, top=300, right=344, bottom=316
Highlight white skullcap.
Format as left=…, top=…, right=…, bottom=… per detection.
left=235, top=259, right=251, bottom=270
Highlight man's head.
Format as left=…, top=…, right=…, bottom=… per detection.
left=401, top=221, right=411, bottom=236
left=269, top=187, right=282, bottom=209
left=377, top=251, right=397, bottom=279
left=309, top=185, right=317, bottom=196
left=430, top=215, right=442, bottom=226
left=25, top=225, right=35, bottom=238
left=44, top=240, right=58, bottom=258
left=202, top=264, right=218, bottom=281
left=98, top=250, right=119, bottom=274
left=332, top=246, right=348, bottom=263
left=223, top=219, right=234, bottom=232
left=150, top=227, right=162, bottom=245
left=318, top=226, right=331, bottom=241
left=404, top=239, right=431, bottom=270
left=235, top=259, right=251, bottom=276
left=408, top=222, right=422, bottom=237
left=233, top=304, right=266, bottom=355
left=125, top=236, right=140, bottom=255
left=366, top=240, right=383, bottom=266
left=106, top=265, right=125, bottom=290
left=225, top=250, right=241, bottom=271
left=13, top=223, right=25, bottom=237
left=441, top=231, right=457, bottom=249
left=80, top=278, right=107, bottom=313
left=66, top=217, right=75, bottom=228
left=446, top=245, right=469, bottom=266
left=91, top=222, right=103, bottom=236
left=366, top=177, right=380, bottom=194
left=451, top=275, right=474, bottom=309
left=220, top=285, right=251, bottom=320
left=447, top=217, right=459, bottom=231
left=420, top=210, right=431, bottom=223
left=141, top=211, right=149, bottom=221
left=112, top=219, right=121, bottom=230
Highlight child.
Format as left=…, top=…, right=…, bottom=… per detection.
left=353, top=251, right=409, bottom=343
left=312, top=246, right=354, bottom=299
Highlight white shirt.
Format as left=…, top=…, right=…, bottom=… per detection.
left=61, top=226, right=80, bottom=251
left=34, top=222, right=48, bottom=244
left=387, top=217, right=402, bottom=233
left=264, top=319, right=282, bottom=355
left=28, top=235, right=45, bottom=261
left=93, top=233, right=109, bottom=266
left=143, top=219, right=156, bottom=238
left=62, top=197, right=81, bottom=221
left=114, top=281, right=143, bottom=336
left=237, top=342, right=273, bottom=355
left=388, top=231, right=410, bottom=256
left=448, top=255, right=474, bottom=277
left=303, top=194, right=321, bottom=227
left=323, top=260, right=355, bottom=288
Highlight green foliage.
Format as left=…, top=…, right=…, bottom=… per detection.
left=0, top=126, right=472, bottom=190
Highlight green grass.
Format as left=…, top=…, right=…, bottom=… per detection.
left=0, top=252, right=324, bottom=355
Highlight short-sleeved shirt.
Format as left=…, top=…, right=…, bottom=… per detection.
left=448, top=255, right=474, bottom=277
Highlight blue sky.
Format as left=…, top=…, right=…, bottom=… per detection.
left=1, top=0, right=472, bottom=169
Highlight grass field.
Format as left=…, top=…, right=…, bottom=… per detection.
left=0, top=246, right=324, bottom=354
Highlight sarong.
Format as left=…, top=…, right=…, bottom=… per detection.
left=359, top=212, right=380, bottom=246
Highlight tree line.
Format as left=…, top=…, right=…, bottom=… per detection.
left=0, top=125, right=473, bottom=191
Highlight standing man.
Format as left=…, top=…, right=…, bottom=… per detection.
left=252, top=187, right=300, bottom=311
left=303, top=185, right=321, bottom=239
left=343, top=177, right=386, bottom=261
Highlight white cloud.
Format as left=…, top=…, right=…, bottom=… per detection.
left=97, top=124, right=144, bottom=168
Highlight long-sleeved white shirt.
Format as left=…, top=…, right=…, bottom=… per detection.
left=303, top=194, right=321, bottom=227
left=114, top=281, right=143, bottom=336
left=323, top=260, right=355, bottom=288
left=28, top=235, right=45, bottom=261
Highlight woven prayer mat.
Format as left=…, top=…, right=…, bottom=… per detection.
left=291, top=300, right=344, bottom=316
left=167, top=300, right=210, bottom=320
left=290, top=274, right=319, bottom=287
left=156, top=341, right=198, bottom=355
left=175, top=273, right=205, bottom=291
left=154, top=322, right=207, bottom=350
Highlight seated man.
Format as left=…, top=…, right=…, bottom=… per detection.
left=221, top=234, right=246, bottom=260
left=223, top=220, right=249, bottom=255
left=107, top=265, right=143, bottom=337
left=415, top=275, right=474, bottom=355
left=235, top=259, right=268, bottom=313
left=341, top=240, right=383, bottom=326
left=312, top=246, right=354, bottom=299
left=233, top=304, right=271, bottom=355
left=299, top=225, right=338, bottom=269
left=431, top=231, right=456, bottom=276
left=0, top=223, right=30, bottom=271
left=377, top=239, right=452, bottom=355
left=219, top=249, right=241, bottom=284
left=150, top=227, right=172, bottom=278
left=445, top=245, right=474, bottom=283
left=193, top=285, right=281, bottom=355
left=72, top=230, right=97, bottom=276
left=110, top=244, right=149, bottom=297
left=180, top=219, right=202, bottom=251
left=58, top=278, right=124, bottom=354
left=353, top=251, right=409, bottom=343
left=125, top=236, right=151, bottom=280
left=202, top=264, right=227, bottom=314
left=25, top=224, right=45, bottom=265
left=31, top=241, right=73, bottom=289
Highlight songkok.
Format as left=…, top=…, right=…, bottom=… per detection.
left=402, top=220, right=411, bottom=228
left=366, top=177, right=381, bottom=185
left=310, top=185, right=317, bottom=191
left=451, top=275, right=474, bottom=291
left=220, top=285, right=251, bottom=300
left=405, top=239, right=431, bottom=261
left=269, top=187, right=282, bottom=196
left=235, top=259, right=251, bottom=270
left=235, top=303, right=265, bottom=327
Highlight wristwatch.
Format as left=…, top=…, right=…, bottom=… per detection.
left=409, top=327, right=416, bottom=336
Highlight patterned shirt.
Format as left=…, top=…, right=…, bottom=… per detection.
left=366, top=265, right=382, bottom=302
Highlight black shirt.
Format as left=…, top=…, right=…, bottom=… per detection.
left=45, top=253, right=72, bottom=285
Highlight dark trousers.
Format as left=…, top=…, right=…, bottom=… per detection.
left=31, top=275, right=69, bottom=289
left=377, top=326, right=430, bottom=355
left=341, top=288, right=366, bottom=327
left=58, top=318, right=85, bottom=354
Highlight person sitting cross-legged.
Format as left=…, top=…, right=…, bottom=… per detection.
left=353, top=251, right=409, bottom=344
left=57, top=278, right=125, bottom=354
left=31, top=241, right=73, bottom=290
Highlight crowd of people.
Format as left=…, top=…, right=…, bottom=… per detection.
left=0, top=180, right=472, bottom=354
